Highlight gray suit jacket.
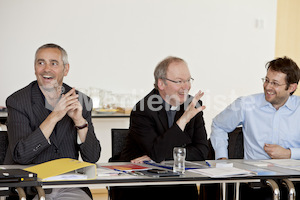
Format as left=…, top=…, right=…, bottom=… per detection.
left=4, top=81, right=101, bottom=164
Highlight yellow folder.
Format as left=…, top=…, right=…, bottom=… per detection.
left=25, top=158, right=96, bottom=181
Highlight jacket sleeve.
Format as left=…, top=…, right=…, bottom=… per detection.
left=6, top=95, right=51, bottom=164
left=6, top=91, right=101, bottom=164
left=184, top=111, right=209, bottom=161
left=78, top=97, right=101, bottom=163
left=130, top=102, right=208, bottom=163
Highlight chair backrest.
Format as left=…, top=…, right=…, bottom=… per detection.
left=207, top=127, right=244, bottom=160
left=0, top=131, right=8, bottom=164
left=228, top=127, right=244, bottom=159
left=110, top=129, right=129, bottom=162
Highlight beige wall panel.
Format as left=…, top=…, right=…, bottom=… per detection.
left=275, top=0, right=300, bottom=95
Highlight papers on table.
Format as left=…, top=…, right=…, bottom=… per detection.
left=144, top=160, right=208, bottom=170
left=188, top=167, right=257, bottom=178
left=245, top=159, right=300, bottom=171
left=96, top=167, right=136, bottom=179
left=261, top=159, right=300, bottom=171
left=100, top=164, right=149, bottom=171
left=262, top=159, right=300, bottom=167
left=244, top=160, right=274, bottom=167
left=98, top=164, right=151, bottom=178
left=215, top=162, right=233, bottom=168
left=97, top=167, right=120, bottom=177
left=43, top=173, right=87, bottom=181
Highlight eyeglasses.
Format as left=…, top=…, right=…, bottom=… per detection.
left=261, top=78, right=286, bottom=88
left=164, top=77, right=194, bottom=85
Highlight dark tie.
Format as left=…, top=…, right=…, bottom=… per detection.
left=167, top=110, right=177, bottom=128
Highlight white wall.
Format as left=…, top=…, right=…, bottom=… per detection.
left=0, top=0, right=277, bottom=136
left=93, top=118, right=129, bottom=163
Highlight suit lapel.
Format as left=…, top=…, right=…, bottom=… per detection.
left=31, top=83, right=59, bottom=147
left=150, top=93, right=168, bottom=131
left=31, top=83, right=51, bottom=127
left=175, top=104, right=185, bottom=123
left=157, top=106, right=168, bottom=131
left=55, top=84, right=73, bottom=146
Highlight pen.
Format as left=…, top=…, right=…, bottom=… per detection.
left=143, top=160, right=173, bottom=170
left=113, top=169, right=139, bottom=176
left=205, top=161, right=211, bottom=167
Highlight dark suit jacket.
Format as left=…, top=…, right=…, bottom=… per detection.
left=120, top=89, right=208, bottom=163
left=4, top=81, right=101, bottom=164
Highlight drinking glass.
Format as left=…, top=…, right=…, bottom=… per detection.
left=173, top=147, right=186, bottom=174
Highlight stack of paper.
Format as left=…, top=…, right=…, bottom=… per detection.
left=100, top=164, right=149, bottom=171
left=189, top=167, right=257, bottom=178
left=262, top=159, right=300, bottom=171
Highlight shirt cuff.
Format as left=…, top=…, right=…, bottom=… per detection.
left=290, top=148, right=300, bottom=159
left=215, top=148, right=228, bottom=160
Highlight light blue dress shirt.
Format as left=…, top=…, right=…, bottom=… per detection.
left=210, top=93, right=300, bottom=160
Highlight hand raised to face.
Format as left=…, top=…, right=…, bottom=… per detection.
left=176, top=90, right=206, bottom=131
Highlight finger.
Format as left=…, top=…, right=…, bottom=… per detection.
left=193, top=90, right=204, bottom=101
left=64, top=99, right=79, bottom=109
left=68, top=101, right=82, bottom=110
left=59, top=95, right=78, bottom=107
left=66, top=105, right=76, bottom=113
left=136, top=155, right=147, bottom=162
left=131, top=155, right=149, bottom=163
left=64, top=88, right=76, bottom=97
left=131, top=157, right=141, bottom=163
left=70, top=88, right=78, bottom=96
left=63, top=94, right=79, bottom=105
left=142, top=155, right=151, bottom=160
left=195, top=90, right=204, bottom=99
left=191, top=91, right=204, bottom=106
left=131, top=158, right=141, bottom=163
left=217, top=157, right=228, bottom=160
left=196, top=105, right=206, bottom=112
left=66, top=92, right=79, bottom=100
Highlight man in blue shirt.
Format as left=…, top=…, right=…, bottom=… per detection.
left=210, top=56, right=300, bottom=199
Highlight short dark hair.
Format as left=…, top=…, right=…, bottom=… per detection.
left=266, top=56, right=300, bottom=95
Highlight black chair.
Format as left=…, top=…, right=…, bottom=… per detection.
left=0, top=131, right=46, bottom=200
left=107, top=129, right=129, bottom=199
left=0, top=131, right=8, bottom=164
left=207, top=127, right=244, bottom=160
left=109, top=129, right=129, bottom=162
left=0, top=131, right=26, bottom=200
left=202, top=127, right=244, bottom=200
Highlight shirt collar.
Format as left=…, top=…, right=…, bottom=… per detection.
left=170, top=106, right=178, bottom=111
left=162, top=99, right=179, bottom=111
left=260, top=94, right=296, bottom=111
left=284, top=95, right=297, bottom=111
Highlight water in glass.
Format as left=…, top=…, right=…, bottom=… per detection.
left=173, top=147, right=186, bottom=174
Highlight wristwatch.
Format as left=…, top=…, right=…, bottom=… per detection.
left=75, top=120, right=88, bottom=130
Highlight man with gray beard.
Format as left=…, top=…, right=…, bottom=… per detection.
left=5, top=43, right=100, bottom=200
